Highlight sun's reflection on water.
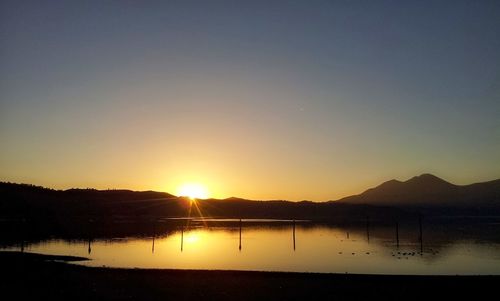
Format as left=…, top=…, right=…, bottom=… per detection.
left=3, top=223, right=500, bottom=275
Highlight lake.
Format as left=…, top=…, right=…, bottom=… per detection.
left=2, top=219, right=500, bottom=275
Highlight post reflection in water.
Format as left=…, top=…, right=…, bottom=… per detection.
left=419, top=214, right=424, bottom=255
left=395, top=221, right=400, bottom=249
left=152, top=220, right=156, bottom=254
left=366, top=216, right=370, bottom=243
left=180, top=226, right=184, bottom=252
left=239, top=219, right=242, bottom=251
left=4, top=222, right=499, bottom=275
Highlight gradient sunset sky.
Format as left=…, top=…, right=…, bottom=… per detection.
left=1, top=1, right=499, bottom=201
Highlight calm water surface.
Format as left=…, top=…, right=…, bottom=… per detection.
left=3, top=220, right=500, bottom=275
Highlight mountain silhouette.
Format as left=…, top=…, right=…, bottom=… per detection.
left=336, top=173, right=500, bottom=207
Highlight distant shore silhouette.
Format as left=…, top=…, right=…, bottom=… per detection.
left=1, top=174, right=499, bottom=222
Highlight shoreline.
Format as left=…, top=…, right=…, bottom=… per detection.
left=4, top=251, right=499, bottom=276
left=1, top=251, right=498, bottom=300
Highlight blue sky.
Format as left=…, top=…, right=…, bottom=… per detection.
left=1, top=0, right=499, bottom=200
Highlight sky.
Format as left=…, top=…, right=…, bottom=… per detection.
left=1, top=0, right=499, bottom=201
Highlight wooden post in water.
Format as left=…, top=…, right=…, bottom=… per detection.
left=239, top=218, right=242, bottom=251
left=20, top=218, right=25, bottom=253
left=87, top=218, right=93, bottom=255
left=292, top=220, right=296, bottom=251
left=366, top=216, right=370, bottom=243
left=181, top=225, right=184, bottom=252
left=396, top=221, right=399, bottom=248
left=418, top=214, right=423, bottom=255
left=346, top=232, right=349, bottom=239
left=152, top=219, right=156, bottom=253
left=152, top=236, right=155, bottom=254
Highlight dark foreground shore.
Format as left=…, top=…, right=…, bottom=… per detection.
left=0, top=251, right=497, bottom=300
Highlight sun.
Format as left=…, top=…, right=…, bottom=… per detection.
left=177, top=183, right=209, bottom=200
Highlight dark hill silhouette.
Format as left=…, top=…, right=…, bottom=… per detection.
left=0, top=182, right=408, bottom=225
left=1, top=174, right=499, bottom=227
left=336, top=173, right=500, bottom=207
left=1, top=177, right=500, bottom=242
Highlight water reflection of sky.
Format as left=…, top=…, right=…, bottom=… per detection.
left=3, top=224, right=500, bottom=275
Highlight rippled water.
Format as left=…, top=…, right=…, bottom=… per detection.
left=3, top=220, right=500, bottom=275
